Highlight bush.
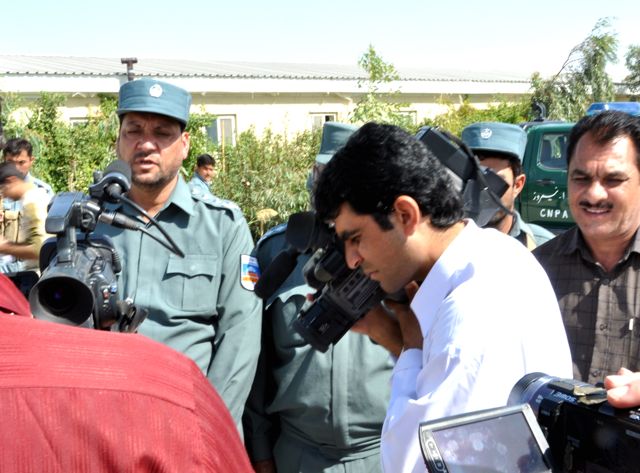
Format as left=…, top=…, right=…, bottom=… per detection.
left=1, top=92, right=319, bottom=240
left=417, top=97, right=531, bottom=136
left=2, top=92, right=534, bottom=240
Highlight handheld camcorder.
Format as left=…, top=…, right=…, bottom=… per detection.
left=254, top=126, right=510, bottom=352
left=418, top=372, right=640, bottom=473
left=30, top=161, right=146, bottom=332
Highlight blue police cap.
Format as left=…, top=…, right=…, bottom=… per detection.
left=117, top=78, right=192, bottom=126
left=461, top=122, right=527, bottom=162
left=316, top=122, right=358, bottom=164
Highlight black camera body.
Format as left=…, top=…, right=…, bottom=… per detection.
left=509, top=373, right=640, bottom=472
left=255, top=126, right=509, bottom=352
left=270, top=210, right=384, bottom=352
left=295, top=245, right=385, bottom=352
left=30, top=163, right=145, bottom=333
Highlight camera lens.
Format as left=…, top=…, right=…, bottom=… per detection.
left=40, top=285, right=76, bottom=315
left=30, top=277, right=94, bottom=327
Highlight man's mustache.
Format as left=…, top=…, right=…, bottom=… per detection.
left=579, top=201, right=613, bottom=211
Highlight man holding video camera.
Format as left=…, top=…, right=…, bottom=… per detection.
left=244, top=122, right=394, bottom=473
left=313, top=122, right=572, bottom=472
left=96, top=78, right=261, bottom=432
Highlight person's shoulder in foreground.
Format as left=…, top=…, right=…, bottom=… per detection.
left=0, top=273, right=32, bottom=316
left=0, top=314, right=253, bottom=473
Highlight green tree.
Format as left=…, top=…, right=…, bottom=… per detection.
left=180, top=109, right=218, bottom=179
left=350, top=45, right=412, bottom=128
left=530, top=18, right=618, bottom=121
left=625, top=44, right=640, bottom=95
left=418, top=97, right=531, bottom=136
left=213, top=127, right=320, bottom=239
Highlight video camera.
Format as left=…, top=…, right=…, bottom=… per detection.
left=254, top=126, right=510, bottom=352
left=418, top=372, right=640, bottom=473
left=30, top=161, right=146, bottom=332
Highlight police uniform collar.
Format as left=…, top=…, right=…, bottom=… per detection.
left=167, top=175, right=197, bottom=216
left=508, top=211, right=532, bottom=239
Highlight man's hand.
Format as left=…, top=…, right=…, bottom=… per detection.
left=252, top=459, right=277, bottom=473
left=385, top=281, right=422, bottom=350
left=351, top=281, right=422, bottom=356
left=605, top=367, right=640, bottom=408
left=352, top=304, right=403, bottom=357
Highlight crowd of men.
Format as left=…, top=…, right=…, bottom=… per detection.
left=1, top=77, right=640, bottom=472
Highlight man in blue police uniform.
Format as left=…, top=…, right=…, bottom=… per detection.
left=189, top=153, right=216, bottom=198
left=96, top=78, right=261, bottom=433
left=243, top=122, right=394, bottom=473
left=462, top=122, right=555, bottom=249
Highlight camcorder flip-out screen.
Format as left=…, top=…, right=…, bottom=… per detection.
left=419, top=404, right=553, bottom=473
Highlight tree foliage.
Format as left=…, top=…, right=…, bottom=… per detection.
left=530, top=18, right=618, bottom=121
left=418, top=97, right=531, bottom=136
left=625, top=44, right=640, bottom=95
left=1, top=92, right=318, bottom=239
left=350, top=45, right=412, bottom=128
left=212, top=128, right=320, bottom=238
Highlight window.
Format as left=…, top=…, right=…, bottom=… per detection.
left=310, top=113, right=337, bottom=131
left=538, top=133, right=568, bottom=171
left=398, top=110, right=418, bottom=126
left=69, top=117, right=89, bottom=127
left=207, top=115, right=236, bottom=147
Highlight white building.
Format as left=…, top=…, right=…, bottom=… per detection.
left=0, top=54, right=570, bottom=144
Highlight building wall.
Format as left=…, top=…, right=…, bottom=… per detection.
left=6, top=88, right=530, bottom=140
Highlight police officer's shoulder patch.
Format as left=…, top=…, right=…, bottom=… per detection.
left=240, top=254, right=260, bottom=291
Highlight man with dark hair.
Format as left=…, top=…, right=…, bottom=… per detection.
left=461, top=122, right=554, bottom=249
left=244, top=122, right=394, bottom=473
left=0, top=162, right=50, bottom=273
left=95, top=78, right=261, bottom=433
left=534, top=110, right=640, bottom=384
left=189, top=152, right=217, bottom=197
left=314, top=122, right=572, bottom=472
left=1, top=138, right=53, bottom=245
left=2, top=138, right=54, bottom=203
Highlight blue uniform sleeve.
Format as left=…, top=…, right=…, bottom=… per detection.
left=207, top=214, right=262, bottom=433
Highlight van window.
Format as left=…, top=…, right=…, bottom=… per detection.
left=538, top=133, right=568, bottom=171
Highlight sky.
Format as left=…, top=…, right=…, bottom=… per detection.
left=2, top=0, right=638, bottom=81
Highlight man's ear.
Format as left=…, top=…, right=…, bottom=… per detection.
left=392, top=195, right=421, bottom=235
left=181, top=132, right=190, bottom=161
left=513, top=173, right=526, bottom=198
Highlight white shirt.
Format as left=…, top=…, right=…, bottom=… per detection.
left=380, top=220, right=572, bottom=473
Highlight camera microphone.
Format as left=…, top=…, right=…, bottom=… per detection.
left=90, top=160, right=131, bottom=203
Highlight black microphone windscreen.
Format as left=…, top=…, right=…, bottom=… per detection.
left=254, top=248, right=300, bottom=300
left=105, top=160, right=132, bottom=181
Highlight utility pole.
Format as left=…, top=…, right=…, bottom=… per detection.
left=120, top=58, right=138, bottom=82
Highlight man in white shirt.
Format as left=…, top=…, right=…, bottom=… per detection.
left=313, top=122, right=573, bottom=473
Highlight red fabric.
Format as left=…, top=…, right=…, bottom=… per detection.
left=0, top=273, right=32, bottom=316
left=0, top=315, right=253, bottom=473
